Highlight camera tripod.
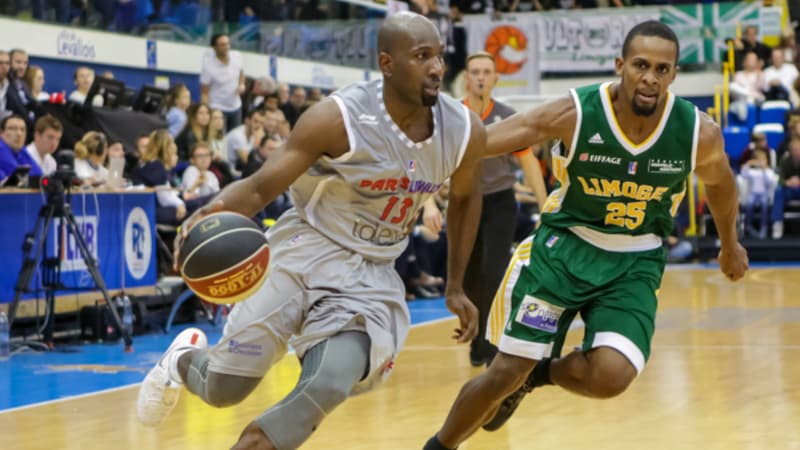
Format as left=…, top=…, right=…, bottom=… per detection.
left=8, top=186, right=133, bottom=350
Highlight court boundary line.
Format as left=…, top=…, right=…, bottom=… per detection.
left=0, top=313, right=458, bottom=414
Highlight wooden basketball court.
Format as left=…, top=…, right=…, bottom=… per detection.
left=2, top=267, right=799, bottom=449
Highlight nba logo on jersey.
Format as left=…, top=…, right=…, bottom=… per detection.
left=408, top=160, right=416, bottom=172
left=628, top=161, right=638, bottom=175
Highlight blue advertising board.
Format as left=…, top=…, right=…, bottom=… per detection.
left=0, top=191, right=157, bottom=303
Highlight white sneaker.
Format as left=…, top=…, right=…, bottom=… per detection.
left=772, top=221, right=784, bottom=240
left=137, top=327, right=207, bottom=427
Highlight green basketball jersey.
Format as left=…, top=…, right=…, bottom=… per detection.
left=541, top=82, right=698, bottom=252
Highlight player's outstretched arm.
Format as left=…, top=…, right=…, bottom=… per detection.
left=694, top=113, right=749, bottom=281
left=444, top=111, right=486, bottom=344
left=484, top=96, right=575, bottom=158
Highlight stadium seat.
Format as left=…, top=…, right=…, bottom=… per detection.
left=723, top=126, right=751, bottom=169
left=753, top=123, right=785, bottom=151
left=759, top=100, right=791, bottom=125
left=728, top=103, right=758, bottom=130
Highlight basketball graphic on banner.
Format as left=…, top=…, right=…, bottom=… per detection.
left=484, top=26, right=528, bottom=75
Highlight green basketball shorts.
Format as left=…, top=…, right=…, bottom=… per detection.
left=486, top=224, right=666, bottom=374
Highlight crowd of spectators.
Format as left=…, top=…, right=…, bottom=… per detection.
left=723, top=24, right=800, bottom=240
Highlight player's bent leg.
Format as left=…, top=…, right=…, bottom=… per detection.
left=428, top=352, right=536, bottom=450
left=180, top=349, right=263, bottom=407
left=238, top=331, right=370, bottom=450
left=552, top=346, right=638, bottom=399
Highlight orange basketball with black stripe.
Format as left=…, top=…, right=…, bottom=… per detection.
left=178, top=212, right=270, bottom=305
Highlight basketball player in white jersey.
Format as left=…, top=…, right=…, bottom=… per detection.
left=137, top=12, right=488, bottom=450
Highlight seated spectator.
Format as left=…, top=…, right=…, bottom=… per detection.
left=68, top=66, right=103, bottom=107
left=208, top=108, right=227, bottom=160
left=132, top=129, right=186, bottom=225
left=0, top=51, right=10, bottom=121
left=6, top=49, right=37, bottom=127
left=242, top=75, right=276, bottom=112
left=73, top=131, right=109, bottom=186
left=741, top=148, right=776, bottom=239
left=771, top=138, right=800, bottom=239
left=165, top=83, right=191, bottom=137
left=0, top=115, right=40, bottom=183
left=179, top=142, right=220, bottom=200
left=207, top=108, right=235, bottom=186
left=763, top=46, right=798, bottom=104
left=281, top=86, right=306, bottom=128
left=107, top=139, right=124, bottom=158
left=225, top=107, right=265, bottom=172
left=269, top=108, right=290, bottom=141
left=730, top=51, right=766, bottom=121
left=123, top=133, right=148, bottom=180
left=733, top=25, right=772, bottom=70
left=23, top=65, right=50, bottom=102
left=262, top=93, right=280, bottom=112
left=24, top=114, right=62, bottom=177
left=276, top=82, right=289, bottom=107
left=133, top=133, right=149, bottom=159
left=243, top=133, right=281, bottom=178
left=175, top=103, right=210, bottom=161
left=739, top=131, right=776, bottom=171
left=777, top=116, right=800, bottom=160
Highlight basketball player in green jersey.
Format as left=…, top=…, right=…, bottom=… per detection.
left=423, top=21, right=749, bottom=450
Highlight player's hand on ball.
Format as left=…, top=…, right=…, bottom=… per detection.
left=172, top=199, right=225, bottom=272
left=718, top=242, right=749, bottom=281
left=445, top=290, right=478, bottom=343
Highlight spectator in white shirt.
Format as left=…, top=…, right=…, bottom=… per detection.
left=224, top=107, right=265, bottom=172
left=741, top=148, right=776, bottom=239
left=180, top=142, right=220, bottom=200
left=24, top=114, right=62, bottom=177
left=730, top=51, right=766, bottom=121
left=764, top=47, right=799, bottom=105
left=69, top=66, right=103, bottom=107
left=200, top=34, right=245, bottom=132
left=73, top=131, right=109, bottom=186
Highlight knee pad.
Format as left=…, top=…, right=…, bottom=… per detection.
left=185, top=350, right=260, bottom=407
left=254, top=331, right=370, bottom=450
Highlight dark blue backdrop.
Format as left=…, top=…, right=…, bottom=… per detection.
left=0, top=190, right=157, bottom=303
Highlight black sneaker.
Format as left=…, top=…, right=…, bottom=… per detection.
left=470, top=339, right=498, bottom=367
left=482, top=379, right=535, bottom=431
left=469, top=340, right=484, bottom=367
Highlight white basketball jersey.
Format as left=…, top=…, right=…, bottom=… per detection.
left=285, top=79, right=472, bottom=262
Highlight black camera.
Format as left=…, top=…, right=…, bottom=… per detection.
left=42, top=149, right=77, bottom=196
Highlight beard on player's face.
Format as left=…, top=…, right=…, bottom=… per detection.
left=631, top=97, right=658, bottom=116
left=422, top=91, right=439, bottom=106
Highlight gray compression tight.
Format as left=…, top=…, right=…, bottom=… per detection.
left=254, top=331, right=370, bottom=450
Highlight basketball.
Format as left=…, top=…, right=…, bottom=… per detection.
left=178, top=212, right=270, bottom=305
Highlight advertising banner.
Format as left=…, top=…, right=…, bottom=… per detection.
left=464, top=15, right=540, bottom=95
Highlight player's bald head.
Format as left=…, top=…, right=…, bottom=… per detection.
left=377, top=12, right=438, bottom=55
